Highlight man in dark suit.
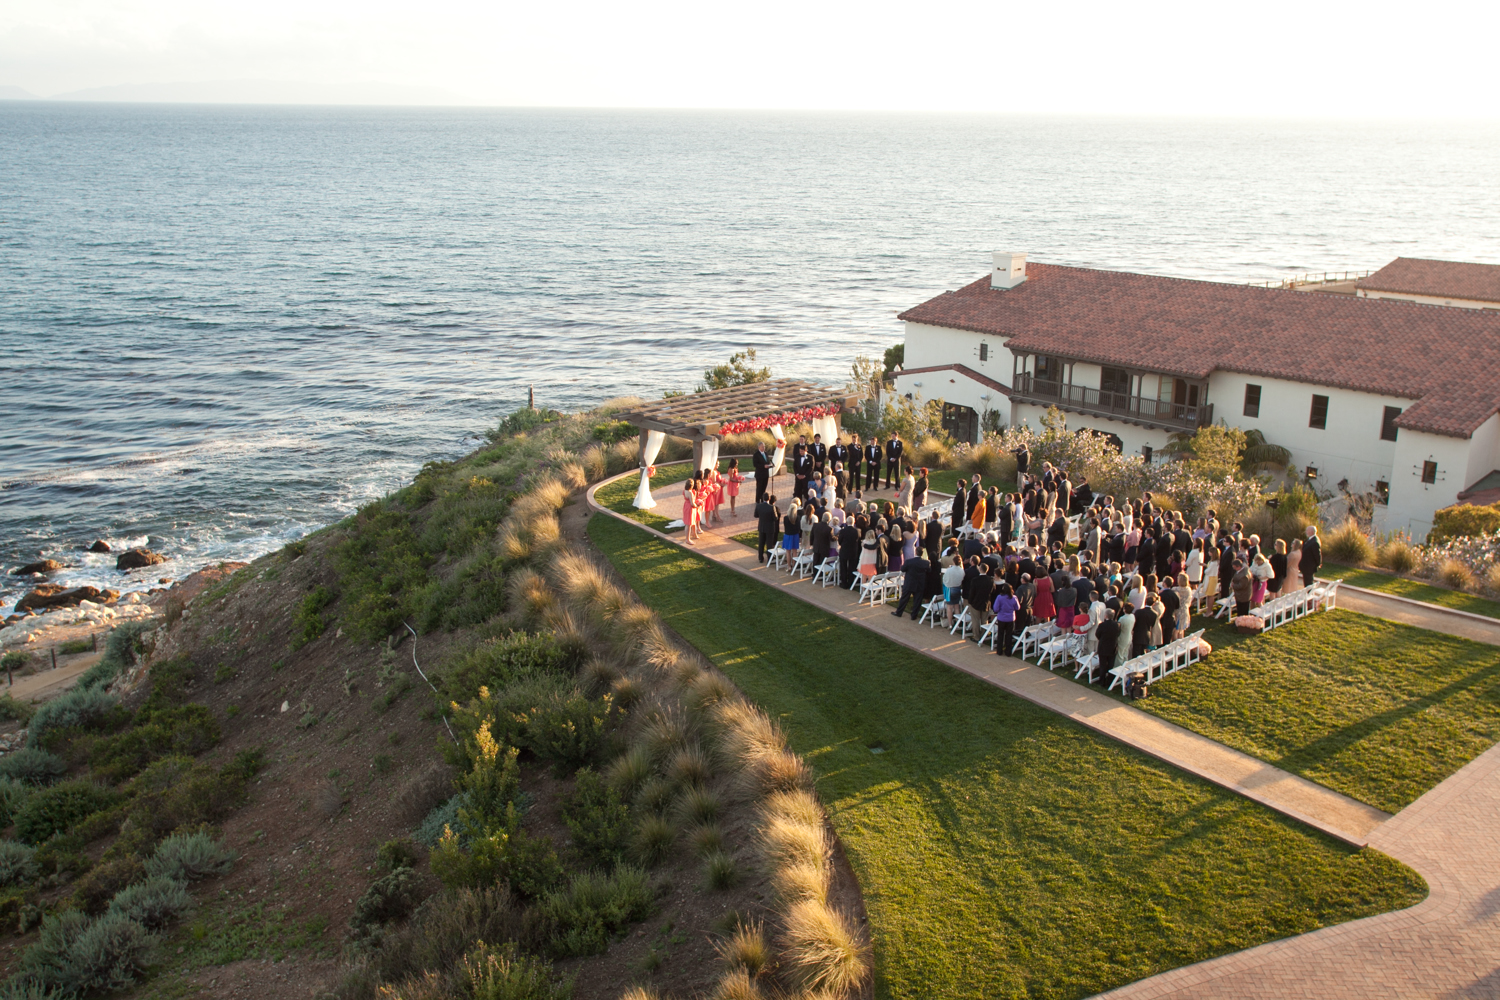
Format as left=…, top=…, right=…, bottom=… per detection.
left=846, top=434, right=862, bottom=489
left=885, top=434, right=904, bottom=488
left=951, top=478, right=967, bottom=530
left=923, top=516, right=943, bottom=565
left=892, top=553, right=932, bottom=620
left=864, top=439, right=882, bottom=490
left=752, top=442, right=773, bottom=502
left=754, top=494, right=781, bottom=564
left=1093, top=611, right=1120, bottom=685
left=829, top=438, right=848, bottom=476
left=831, top=463, right=847, bottom=500
left=1301, top=525, right=1322, bottom=587
left=837, top=519, right=861, bottom=587
left=1014, top=444, right=1030, bottom=491
left=809, top=433, right=828, bottom=473
left=967, top=475, right=983, bottom=522
left=791, top=445, right=812, bottom=501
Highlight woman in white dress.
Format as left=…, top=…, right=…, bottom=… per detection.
left=1116, top=606, right=1136, bottom=666
left=896, top=469, right=915, bottom=510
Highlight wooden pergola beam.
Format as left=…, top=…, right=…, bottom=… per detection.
left=619, top=378, right=859, bottom=438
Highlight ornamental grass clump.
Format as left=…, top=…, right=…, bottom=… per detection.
left=632, top=814, right=675, bottom=867
left=667, top=747, right=713, bottom=789
left=608, top=676, right=643, bottom=711
left=638, top=712, right=690, bottom=765
left=1324, top=520, right=1376, bottom=565
left=1437, top=559, right=1477, bottom=592
left=715, top=919, right=769, bottom=977
left=779, top=899, right=869, bottom=994
left=1486, top=563, right=1500, bottom=595
left=704, top=850, right=739, bottom=890
left=605, top=746, right=653, bottom=801
left=710, top=967, right=764, bottom=1000
left=1375, top=537, right=1418, bottom=574
left=676, top=785, right=721, bottom=826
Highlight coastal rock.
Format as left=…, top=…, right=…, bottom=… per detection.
left=11, top=560, right=62, bottom=576
left=116, top=548, right=166, bottom=571
left=15, top=585, right=104, bottom=613
left=88, top=540, right=111, bottom=553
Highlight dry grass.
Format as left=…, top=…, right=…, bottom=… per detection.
left=609, top=438, right=641, bottom=473
left=497, top=523, right=531, bottom=563
left=685, top=672, right=736, bottom=716
left=711, top=700, right=785, bottom=768
left=910, top=436, right=953, bottom=470
left=779, top=900, right=870, bottom=994
left=1487, top=563, right=1500, bottom=595
left=618, top=987, right=661, bottom=1000
left=612, top=604, right=660, bottom=644
left=1437, top=559, right=1478, bottom=592
left=768, top=858, right=829, bottom=906
left=743, top=749, right=812, bottom=796
left=688, top=822, right=724, bottom=857
left=558, top=460, right=588, bottom=491
left=580, top=445, right=609, bottom=482
left=632, top=813, right=676, bottom=865
left=638, top=712, right=690, bottom=764
left=549, top=551, right=620, bottom=608
left=376, top=971, right=449, bottom=1000
left=957, top=440, right=1010, bottom=479
left=610, top=675, right=644, bottom=710
left=1374, top=538, right=1419, bottom=574
left=635, top=777, right=679, bottom=817
left=511, top=476, right=570, bottom=523
left=710, top=967, right=764, bottom=1000
left=1324, top=520, right=1376, bottom=565
left=715, top=920, right=770, bottom=977
left=764, top=789, right=823, bottom=828
left=760, top=814, right=828, bottom=872
left=668, top=746, right=714, bottom=788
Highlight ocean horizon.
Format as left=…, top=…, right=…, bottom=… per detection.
left=4, top=104, right=1499, bottom=613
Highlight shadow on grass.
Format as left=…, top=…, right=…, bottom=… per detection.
left=590, top=514, right=1428, bottom=1000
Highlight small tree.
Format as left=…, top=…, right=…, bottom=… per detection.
left=698, top=349, right=771, bottom=392
left=1185, top=425, right=1246, bottom=481
left=881, top=344, right=904, bottom=380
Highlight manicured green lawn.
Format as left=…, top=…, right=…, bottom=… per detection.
left=926, top=469, right=962, bottom=496
left=592, top=462, right=695, bottom=532
left=730, top=530, right=759, bottom=547
left=1319, top=562, right=1500, bottom=620
left=588, top=515, right=1426, bottom=1000
left=1137, top=609, right=1500, bottom=813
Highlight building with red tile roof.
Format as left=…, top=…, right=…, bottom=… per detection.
left=1356, top=257, right=1500, bottom=310
left=892, top=254, right=1500, bottom=538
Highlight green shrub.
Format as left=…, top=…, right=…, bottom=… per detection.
left=14, top=909, right=154, bottom=997
left=521, top=693, right=617, bottom=776
left=72, top=855, right=146, bottom=915
left=0, top=651, right=28, bottom=675
left=88, top=704, right=222, bottom=782
left=704, top=850, right=739, bottom=890
left=632, top=815, right=675, bottom=867
left=429, top=804, right=564, bottom=900
left=0, top=693, right=35, bottom=725
left=532, top=867, right=655, bottom=957
left=0, top=778, right=31, bottom=829
left=1430, top=502, right=1500, bottom=543
left=0, top=841, right=39, bottom=887
left=372, top=674, right=414, bottom=714
left=0, top=749, right=67, bottom=786
left=591, top=420, right=635, bottom=445
left=124, top=752, right=260, bottom=839
left=291, top=586, right=334, bottom=650
left=349, top=867, right=420, bottom=951
left=439, top=632, right=583, bottom=705
left=14, top=780, right=120, bottom=844
left=1323, top=520, right=1376, bottom=565
left=334, top=502, right=429, bottom=642
left=463, top=941, right=572, bottom=1000
left=560, top=769, right=630, bottom=868
left=146, top=830, right=237, bottom=882
left=26, top=687, right=122, bottom=750
left=344, top=886, right=525, bottom=996
left=107, top=876, right=192, bottom=931
left=58, top=639, right=93, bottom=655
left=496, top=407, right=561, bottom=437
left=78, top=621, right=156, bottom=692
left=377, top=837, right=422, bottom=873
left=457, top=725, right=521, bottom=831
left=415, top=794, right=468, bottom=848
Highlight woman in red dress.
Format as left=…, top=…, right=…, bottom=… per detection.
left=725, top=458, right=745, bottom=516
left=682, top=475, right=699, bottom=545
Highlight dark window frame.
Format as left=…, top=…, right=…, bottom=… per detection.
left=1375, top=480, right=1390, bottom=504
left=1421, top=461, right=1438, bottom=485
left=1101, top=366, right=1131, bottom=396
left=979, top=342, right=989, bottom=362
left=1243, top=384, right=1262, bottom=418
left=1309, top=394, right=1329, bottom=429
left=1381, top=406, right=1401, bottom=442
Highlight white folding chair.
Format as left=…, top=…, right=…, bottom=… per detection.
left=1037, top=632, right=1074, bottom=671
left=950, top=605, right=973, bottom=639
left=1214, top=595, right=1235, bottom=620
left=791, top=551, right=815, bottom=579
left=881, top=574, right=904, bottom=604
left=1072, top=642, right=1100, bottom=682
left=811, top=558, right=838, bottom=588
left=977, top=619, right=998, bottom=650
left=918, top=596, right=946, bottom=628
left=858, top=573, right=886, bottom=606
left=765, top=548, right=787, bottom=571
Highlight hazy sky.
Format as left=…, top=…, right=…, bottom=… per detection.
left=3, top=0, right=1498, bottom=113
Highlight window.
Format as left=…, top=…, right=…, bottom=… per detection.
left=1101, top=366, right=1131, bottom=396
left=1421, top=461, right=1437, bottom=485
left=1306, top=466, right=1318, bottom=480
left=1381, top=406, right=1401, bottom=442
left=1375, top=480, right=1389, bottom=504
left=1243, top=384, right=1262, bottom=418
left=1035, top=355, right=1062, bottom=382
left=978, top=342, right=989, bottom=362
left=1309, top=394, right=1329, bottom=429
left=1141, top=445, right=1153, bottom=463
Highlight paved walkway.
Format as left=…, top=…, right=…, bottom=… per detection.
left=1097, top=740, right=1500, bottom=999
left=591, top=476, right=1388, bottom=845
left=1336, top=586, right=1500, bottom=647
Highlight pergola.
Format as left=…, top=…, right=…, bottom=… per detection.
left=618, top=378, right=860, bottom=508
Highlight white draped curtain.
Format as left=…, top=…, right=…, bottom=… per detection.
left=700, top=437, right=720, bottom=474
left=811, top=414, right=839, bottom=450
left=633, top=430, right=666, bottom=509
left=768, top=424, right=786, bottom=477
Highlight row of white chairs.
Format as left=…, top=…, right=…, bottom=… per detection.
left=1213, top=579, right=1339, bottom=627
left=1107, top=629, right=1206, bottom=693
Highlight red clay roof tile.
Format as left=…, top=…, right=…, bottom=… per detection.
left=1358, top=257, right=1500, bottom=304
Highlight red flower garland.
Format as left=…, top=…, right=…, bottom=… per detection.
left=719, top=402, right=841, bottom=437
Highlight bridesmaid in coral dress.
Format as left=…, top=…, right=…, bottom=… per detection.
left=682, top=476, right=699, bottom=545
left=726, top=458, right=745, bottom=516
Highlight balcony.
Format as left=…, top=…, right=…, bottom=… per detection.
left=1012, top=374, right=1214, bottom=432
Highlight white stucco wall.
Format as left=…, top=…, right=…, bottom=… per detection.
left=902, top=321, right=1012, bottom=384
left=1384, top=430, right=1477, bottom=539
left=1464, top=413, right=1500, bottom=489
left=1009, top=402, right=1169, bottom=457
left=1357, top=289, right=1500, bottom=311
left=892, top=368, right=1011, bottom=431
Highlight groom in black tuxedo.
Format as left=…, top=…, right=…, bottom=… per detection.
left=846, top=434, right=862, bottom=489
left=885, top=434, right=904, bottom=488
left=810, top=433, right=828, bottom=473
left=864, top=439, right=882, bottom=490
left=752, top=442, right=773, bottom=502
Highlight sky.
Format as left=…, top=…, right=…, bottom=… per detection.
left=2, top=0, right=1498, bottom=115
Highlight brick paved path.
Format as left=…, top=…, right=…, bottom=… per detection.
left=1095, top=740, right=1500, bottom=999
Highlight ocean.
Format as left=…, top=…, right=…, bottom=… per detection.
left=3, top=104, right=1498, bottom=610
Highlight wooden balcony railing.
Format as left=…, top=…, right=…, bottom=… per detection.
left=1012, top=374, right=1213, bottom=431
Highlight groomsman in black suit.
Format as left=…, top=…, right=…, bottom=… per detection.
left=846, top=434, right=862, bottom=489
left=885, top=434, right=904, bottom=488
left=791, top=445, right=813, bottom=501
left=809, top=433, right=828, bottom=473
left=829, top=437, right=849, bottom=478
left=752, top=442, right=773, bottom=502
left=864, top=439, right=882, bottom=490
left=967, top=475, right=984, bottom=521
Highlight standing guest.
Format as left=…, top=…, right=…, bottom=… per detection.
left=1171, top=573, right=1194, bottom=640
left=887, top=523, right=905, bottom=574
left=811, top=513, right=834, bottom=566
left=829, top=437, right=848, bottom=477
left=864, top=438, right=883, bottom=490
left=941, top=555, right=966, bottom=627
left=885, top=433, right=904, bottom=489
left=1094, top=610, right=1120, bottom=684
left=848, top=490, right=866, bottom=517
left=992, top=583, right=1020, bottom=654
left=1218, top=540, right=1236, bottom=599
left=1300, top=525, right=1322, bottom=587
left=892, top=550, right=931, bottom=620
left=781, top=502, right=803, bottom=564
left=1160, top=580, right=1180, bottom=642
left=837, top=518, right=861, bottom=587
left=1116, top=603, right=1136, bottom=667
left=969, top=489, right=988, bottom=532
left=897, top=467, right=916, bottom=510
left=1269, top=538, right=1288, bottom=596
left=1287, top=538, right=1303, bottom=590
left=913, top=467, right=929, bottom=511
left=810, top=433, right=828, bottom=473
left=1015, top=573, right=1036, bottom=629
left=966, top=567, right=996, bottom=636
left=1047, top=510, right=1069, bottom=550
left=1231, top=559, right=1253, bottom=617
left=1131, top=598, right=1157, bottom=658
left=791, top=444, right=813, bottom=501
left=683, top=475, right=701, bottom=546
left=967, top=475, right=984, bottom=521
left=1033, top=571, right=1055, bottom=623
left=754, top=493, right=781, bottom=564
left=952, top=479, right=968, bottom=532
left=1014, top=443, right=1030, bottom=491
left=858, top=530, right=879, bottom=582
left=725, top=458, right=745, bottom=517
left=1053, top=569, right=1078, bottom=629
left=846, top=434, right=863, bottom=491
left=831, top=462, right=848, bottom=500
left=1186, top=538, right=1205, bottom=593
left=752, top=442, right=773, bottom=503
left=923, top=514, right=943, bottom=565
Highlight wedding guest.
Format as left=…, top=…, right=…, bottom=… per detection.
left=752, top=442, right=773, bottom=502
left=1300, top=525, right=1322, bottom=586
left=754, top=492, right=780, bottom=563
left=725, top=458, right=745, bottom=516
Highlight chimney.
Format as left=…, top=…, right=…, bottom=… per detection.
left=992, top=251, right=1026, bottom=289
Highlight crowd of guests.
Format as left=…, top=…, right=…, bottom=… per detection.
left=741, top=445, right=1326, bottom=687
